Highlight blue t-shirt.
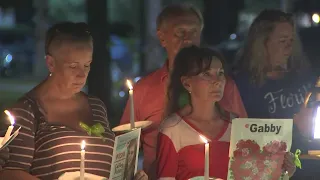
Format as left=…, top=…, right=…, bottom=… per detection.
left=233, top=71, right=320, bottom=179
left=233, top=71, right=317, bottom=119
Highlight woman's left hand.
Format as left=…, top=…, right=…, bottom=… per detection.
left=283, top=152, right=296, bottom=177
left=133, top=170, right=148, bottom=180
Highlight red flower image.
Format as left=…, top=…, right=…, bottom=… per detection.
left=263, top=141, right=287, bottom=154
left=233, top=140, right=260, bottom=157
left=262, top=154, right=285, bottom=179
left=230, top=140, right=287, bottom=180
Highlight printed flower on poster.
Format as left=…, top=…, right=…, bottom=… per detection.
left=233, top=140, right=260, bottom=157
left=243, top=160, right=255, bottom=169
left=261, top=140, right=287, bottom=178
left=262, top=153, right=285, bottom=178
left=230, top=140, right=287, bottom=180
left=243, top=177, right=252, bottom=180
left=262, top=140, right=287, bottom=154
left=231, top=140, right=265, bottom=179
left=242, top=148, right=250, bottom=157
left=252, top=167, right=259, bottom=175
left=263, top=159, right=271, bottom=166
left=263, top=159, right=278, bottom=170
left=260, top=172, right=271, bottom=180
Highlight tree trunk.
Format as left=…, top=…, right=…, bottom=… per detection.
left=86, top=0, right=112, bottom=113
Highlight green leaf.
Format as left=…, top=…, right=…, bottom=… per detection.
left=79, top=122, right=92, bottom=135
left=79, top=122, right=106, bottom=140
left=91, top=123, right=105, bottom=134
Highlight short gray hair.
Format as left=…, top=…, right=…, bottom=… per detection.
left=156, top=3, right=204, bottom=30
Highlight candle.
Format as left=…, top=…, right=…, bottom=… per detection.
left=2, top=110, right=15, bottom=146
left=200, top=135, right=209, bottom=180
left=80, top=140, right=86, bottom=180
left=126, top=79, right=135, bottom=129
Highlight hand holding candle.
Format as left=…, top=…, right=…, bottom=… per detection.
left=80, top=140, right=86, bottom=180
left=2, top=110, right=15, bottom=146
left=126, top=79, right=135, bottom=129
left=199, top=135, right=209, bottom=180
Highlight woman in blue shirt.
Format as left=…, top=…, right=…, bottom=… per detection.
left=232, top=9, right=318, bottom=179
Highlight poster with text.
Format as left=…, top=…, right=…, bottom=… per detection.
left=227, top=118, right=293, bottom=180
left=109, top=128, right=141, bottom=180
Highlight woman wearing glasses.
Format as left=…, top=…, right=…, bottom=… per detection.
left=0, top=22, right=147, bottom=180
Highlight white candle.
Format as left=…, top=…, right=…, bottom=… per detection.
left=2, top=110, right=15, bottom=146
left=80, top=140, right=86, bottom=180
left=200, top=135, right=209, bottom=180
left=126, top=80, right=135, bottom=129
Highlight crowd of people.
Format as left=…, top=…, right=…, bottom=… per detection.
left=0, top=3, right=318, bottom=180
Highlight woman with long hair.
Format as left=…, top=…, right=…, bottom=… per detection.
left=157, top=46, right=232, bottom=180
left=156, top=45, right=296, bottom=179
left=233, top=9, right=318, bottom=179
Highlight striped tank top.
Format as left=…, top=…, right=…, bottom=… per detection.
left=3, top=94, right=115, bottom=179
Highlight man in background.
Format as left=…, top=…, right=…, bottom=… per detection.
left=120, top=3, right=247, bottom=177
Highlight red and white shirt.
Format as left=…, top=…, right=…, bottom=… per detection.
left=157, top=113, right=232, bottom=180
left=120, top=62, right=247, bottom=175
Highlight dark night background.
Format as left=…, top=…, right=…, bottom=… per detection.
left=0, top=0, right=319, bottom=127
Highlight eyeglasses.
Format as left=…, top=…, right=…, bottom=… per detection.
left=45, top=23, right=91, bottom=55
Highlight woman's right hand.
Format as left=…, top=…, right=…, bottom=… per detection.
left=133, top=170, right=148, bottom=180
left=0, top=147, right=9, bottom=170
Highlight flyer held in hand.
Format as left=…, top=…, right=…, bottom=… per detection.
left=228, top=118, right=293, bottom=180
left=109, top=128, right=141, bottom=180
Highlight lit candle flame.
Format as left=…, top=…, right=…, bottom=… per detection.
left=81, top=140, right=86, bottom=150
left=199, top=135, right=208, bottom=144
left=126, top=80, right=133, bottom=90
left=4, top=110, right=15, bottom=125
